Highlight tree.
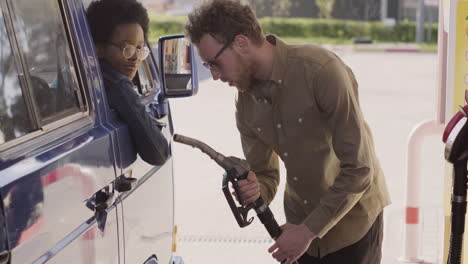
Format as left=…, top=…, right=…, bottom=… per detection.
left=289, top=0, right=319, bottom=18
left=332, top=0, right=381, bottom=21
left=247, top=0, right=292, bottom=17
left=316, top=0, right=335, bottom=19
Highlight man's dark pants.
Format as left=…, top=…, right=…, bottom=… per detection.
left=297, top=212, right=383, bottom=264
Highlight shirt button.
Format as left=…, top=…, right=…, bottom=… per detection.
left=278, top=79, right=282, bottom=84
left=257, top=127, right=262, bottom=132
left=277, top=124, right=282, bottom=128
left=283, top=152, right=288, bottom=157
left=303, top=200, right=308, bottom=205
left=264, top=99, right=268, bottom=104
left=298, top=117, right=303, bottom=123
left=293, top=177, right=298, bottom=181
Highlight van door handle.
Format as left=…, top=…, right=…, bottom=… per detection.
left=86, top=186, right=114, bottom=232
left=86, top=186, right=114, bottom=211
left=94, top=188, right=114, bottom=211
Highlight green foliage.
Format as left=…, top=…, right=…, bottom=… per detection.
left=148, top=14, right=438, bottom=44
left=265, top=18, right=439, bottom=43
left=148, top=14, right=187, bottom=43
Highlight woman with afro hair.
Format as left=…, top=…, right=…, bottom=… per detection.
left=87, top=0, right=169, bottom=166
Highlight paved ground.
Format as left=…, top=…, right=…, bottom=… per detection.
left=169, top=50, right=444, bottom=264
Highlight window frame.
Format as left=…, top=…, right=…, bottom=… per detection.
left=0, top=0, right=92, bottom=158
left=0, top=0, right=40, bottom=131
left=135, top=59, right=156, bottom=97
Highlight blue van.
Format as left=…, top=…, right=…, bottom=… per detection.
left=0, top=0, right=197, bottom=263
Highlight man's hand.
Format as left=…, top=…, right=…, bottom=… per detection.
left=268, top=223, right=316, bottom=264
left=234, top=171, right=260, bottom=205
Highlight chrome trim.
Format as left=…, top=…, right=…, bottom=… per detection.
left=0, top=114, right=92, bottom=159
left=32, top=215, right=97, bottom=264
left=0, top=129, right=44, bottom=153
left=32, top=200, right=119, bottom=264
left=31, top=166, right=161, bottom=263
left=41, top=111, right=88, bottom=132
left=171, top=255, right=185, bottom=264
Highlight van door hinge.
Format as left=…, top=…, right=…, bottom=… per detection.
left=114, top=172, right=137, bottom=193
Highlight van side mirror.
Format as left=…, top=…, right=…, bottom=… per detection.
left=158, top=35, right=198, bottom=98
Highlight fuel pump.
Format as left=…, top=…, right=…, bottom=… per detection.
left=442, top=104, right=468, bottom=264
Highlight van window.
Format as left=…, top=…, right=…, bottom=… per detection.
left=0, top=9, right=34, bottom=144
left=8, top=0, right=82, bottom=125
left=0, top=0, right=88, bottom=150
left=133, top=60, right=156, bottom=96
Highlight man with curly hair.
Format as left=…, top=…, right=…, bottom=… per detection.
left=86, top=0, right=169, bottom=166
left=186, top=0, right=391, bottom=263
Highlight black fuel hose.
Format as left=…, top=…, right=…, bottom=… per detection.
left=447, top=159, right=467, bottom=264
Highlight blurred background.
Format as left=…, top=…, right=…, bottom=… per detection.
left=144, top=0, right=439, bottom=49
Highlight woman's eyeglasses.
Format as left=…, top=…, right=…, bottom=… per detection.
left=109, top=43, right=150, bottom=60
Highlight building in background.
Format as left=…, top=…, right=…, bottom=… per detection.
left=331, top=0, right=438, bottom=23
left=399, top=0, right=438, bottom=23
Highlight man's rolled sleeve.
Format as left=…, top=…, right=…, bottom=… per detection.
left=303, top=58, right=373, bottom=238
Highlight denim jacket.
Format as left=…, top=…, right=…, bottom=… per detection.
left=99, top=59, right=169, bottom=166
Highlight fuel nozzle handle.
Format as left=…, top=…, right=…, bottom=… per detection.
left=174, top=134, right=283, bottom=234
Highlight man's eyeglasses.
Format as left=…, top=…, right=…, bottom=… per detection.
left=109, top=43, right=150, bottom=60
left=202, top=40, right=232, bottom=71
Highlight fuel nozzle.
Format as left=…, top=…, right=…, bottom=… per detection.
left=173, top=134, right=283, bottom=237
left=173, top=134, right=253, bottom=226
left=173, top=134, right=250, bottom=177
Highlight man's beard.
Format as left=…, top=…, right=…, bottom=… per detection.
left=233, top=54, right=255, bottom=93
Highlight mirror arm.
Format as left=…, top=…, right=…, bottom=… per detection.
left=150, top=94, right=168, bottom=119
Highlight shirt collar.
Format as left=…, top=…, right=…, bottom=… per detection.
left=267, top=35, right=288, bottom=84
left=246, top=35, right=287, bottom=100
left=99, top=59, right=128, bottom=83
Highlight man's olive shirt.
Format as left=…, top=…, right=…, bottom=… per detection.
left=235, top=35, right=391, bottom=257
